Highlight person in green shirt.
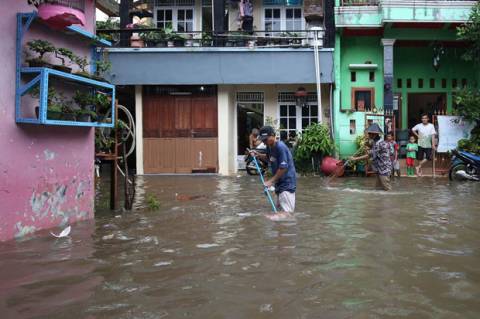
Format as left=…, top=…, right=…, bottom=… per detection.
left=406, top=136, right=418, bottom=177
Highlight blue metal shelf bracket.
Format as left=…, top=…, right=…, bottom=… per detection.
left=15, top=12, right=115, bottom=128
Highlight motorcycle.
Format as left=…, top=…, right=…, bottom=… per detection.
left=245, top=148, right=268, bottom=176
left=449, top=149, right=480, bottom=181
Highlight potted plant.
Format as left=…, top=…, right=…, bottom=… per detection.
left=26, top=39, right=55, bottom=68
left=96, top=19, right=120, bottom=44
left=53, top=47, right=74, bottom=73
left=93, top=92, right=111, bottom=122
left=288, top=32, right=302, bottom=47
left=185, top=34, right=194, bottom=47
left=294, top=122, right=336, bottom=173
left=140, top=23, right=165, bottom=47
left=60, top=98, right=76, bottom=121
left=73, top=90, right=96, bottom=122
left=73, top=55, right=90, bottom=78
left=94, top=58, right=111, bottom=81
left=30, top=86, right=58, bottom=119
left=171, top=32, right=186, bottom=47
left=201, top=32, right=213, bottom=47
left=279, top=32, right=289, bottom=46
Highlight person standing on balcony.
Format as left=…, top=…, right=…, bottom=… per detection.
left=412, top=114, right=436, bottom=176
left=239, top=0, right=254, bottom=33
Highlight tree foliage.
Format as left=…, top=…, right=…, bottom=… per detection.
left=457, top=2, right=480, bottom=64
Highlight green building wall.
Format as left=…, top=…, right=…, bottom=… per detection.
left=334, top=35, right=384, bottom=157
left=334, top=28, right=480, bottom=158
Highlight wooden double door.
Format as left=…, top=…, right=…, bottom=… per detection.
left=143, top=94, right=218, bottom=173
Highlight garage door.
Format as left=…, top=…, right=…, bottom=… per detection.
left=143, top=93, right=218, bottom=174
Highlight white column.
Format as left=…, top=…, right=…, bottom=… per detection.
left=217, top=85, right=232, bottom=176
left=135, top=85, right=144, bottom=175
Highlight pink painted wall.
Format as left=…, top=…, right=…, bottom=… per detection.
left=0, top=0, right=97, bottom=241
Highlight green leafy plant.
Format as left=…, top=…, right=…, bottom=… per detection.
left=94, top=92, right=111, bottom=113
left=73, top=55, right=89, bottom=74
left=95, top=130, right=115, bottom=153
left=455, top=4, right=480, bottom=154
left=294, top=123, right=336, bottom=160
left=73, top=90, right=96, bottom=121
left=55, top=47, right=75, bottom=66
left=96, top=18, right=120, bottom=42
left=201, top=32, right=213, bottom=46
left=146, top=193, right=160, bottom=210
left=354, top=134, right=369, bottom=165
left=95, top=58, right=111, bottom=77
left=453, top=88, right=480, bottom=124
left=26, top=39, right=55, bottom=62
left=457, top=2, right=480, bottom=64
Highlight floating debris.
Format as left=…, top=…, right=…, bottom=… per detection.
left=50, top=226, right=71, bottom=238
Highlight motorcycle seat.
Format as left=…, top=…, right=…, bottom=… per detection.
left=461, top=151, right=480, bottom=162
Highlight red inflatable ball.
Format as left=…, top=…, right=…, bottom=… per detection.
left=320, top=156, right=345, bottom=177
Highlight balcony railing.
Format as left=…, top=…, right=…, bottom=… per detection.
left=341, top=0, right=472, bottom=5
left=96, top=29, right=330, bottom=49
left=341, top=0, right=379, bottom=5
left=42, top=0, right=85, bottom=12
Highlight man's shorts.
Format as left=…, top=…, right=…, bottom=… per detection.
left=418, top=147, right=432, bottom=161
left=277, top=191, right=295, bottom=213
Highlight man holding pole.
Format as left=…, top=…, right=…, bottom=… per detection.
left=250, top=126, right=296, bottom=219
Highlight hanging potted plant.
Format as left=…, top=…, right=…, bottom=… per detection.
left=53, top=47, right=74, bottom=73
left=26, top=39, right=55, bottom=68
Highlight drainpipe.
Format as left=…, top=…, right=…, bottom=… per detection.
left=312, top=27, right=323, bottom=124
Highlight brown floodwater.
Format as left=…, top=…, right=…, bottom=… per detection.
left=1, top=176, right=479, bottom=319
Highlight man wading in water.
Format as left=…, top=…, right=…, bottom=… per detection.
left=350, top=123, right=393, bottom=191
left=250, top=126, right=296, bottom=220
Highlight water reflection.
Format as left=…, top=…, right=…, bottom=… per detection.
left=0, top=176, right=479, bottom=318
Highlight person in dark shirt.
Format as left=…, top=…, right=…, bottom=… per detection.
left=350, top=123, right=392, bottom=191
left=250, top=126, right=296, bottom=219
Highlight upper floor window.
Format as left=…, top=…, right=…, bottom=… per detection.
left=264, top=7, right=304, bottom=32
left=155, top=0, right=195, bottom=32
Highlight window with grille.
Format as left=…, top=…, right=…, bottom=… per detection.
left=278, top=92, right=318, bottom=141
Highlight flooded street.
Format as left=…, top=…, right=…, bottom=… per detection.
left=1, top=176, right=479, bottom=319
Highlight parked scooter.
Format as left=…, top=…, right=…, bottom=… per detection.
left=245, top=146, right=268, bottom=176
left=449, top=149, right=480, bottom=181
